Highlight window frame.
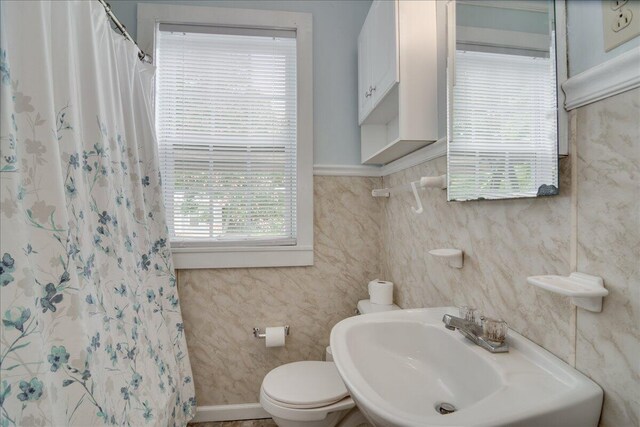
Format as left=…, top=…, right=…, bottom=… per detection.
left=138, top=3, right=313, bottom=269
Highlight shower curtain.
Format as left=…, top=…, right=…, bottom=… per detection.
left=0, top=1, right=196, bottom=426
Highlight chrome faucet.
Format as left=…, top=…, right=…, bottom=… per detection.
left=442, top=314, right=509, bottom=353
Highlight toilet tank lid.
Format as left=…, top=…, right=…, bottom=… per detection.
left=357, top=299, right=400, bottom=314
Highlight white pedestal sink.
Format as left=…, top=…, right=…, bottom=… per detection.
left=329, top=307, right=603, bottom=427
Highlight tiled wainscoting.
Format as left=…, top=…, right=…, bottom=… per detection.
left=177, top=176, right=383, bottom=405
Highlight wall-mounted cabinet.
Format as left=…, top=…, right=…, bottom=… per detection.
left=358, top=0, right=441, bottom=165
left=358, top=0, right=398, bottom=123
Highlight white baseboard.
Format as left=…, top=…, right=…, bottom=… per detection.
left=191, top=403, right=270, bottom=423
left=563, top=46, right=640, bottom=110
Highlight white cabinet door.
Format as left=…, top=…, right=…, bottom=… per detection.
left=358, top=27, right=370, bottom=124
left=360, top=0, right=441, bottom=164
left=370, top=0, right=398, bottom=105
left=358, top=0, right=399, bottom=124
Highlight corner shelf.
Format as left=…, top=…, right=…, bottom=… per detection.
left=527, top=272, right=608, bottom=312
left=429, top=249, right=463, bottom=269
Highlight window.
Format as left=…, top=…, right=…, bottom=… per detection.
left=140, top=4, right=313, bottom=268
left=157, top=26, right=297, bottom=244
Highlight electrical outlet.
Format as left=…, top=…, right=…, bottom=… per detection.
left=611, top=0, right=629, bottom=10
left=613, top=8, right=634, bottom=31
left=603, top=0, right=640, bottom=51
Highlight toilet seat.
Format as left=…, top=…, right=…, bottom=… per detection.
left=262, top=361, right=349, bottom=409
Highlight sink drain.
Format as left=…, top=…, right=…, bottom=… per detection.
left=435, top=402, right=457, bottom=415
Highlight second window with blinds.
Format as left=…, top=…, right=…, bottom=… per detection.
left=146, top=5, right=313, bottom=268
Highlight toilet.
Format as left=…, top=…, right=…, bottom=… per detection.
left=260, top=299, right=400, bottom=427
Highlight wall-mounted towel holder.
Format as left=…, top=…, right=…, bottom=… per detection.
left=372, top=175, right=446, bottom=215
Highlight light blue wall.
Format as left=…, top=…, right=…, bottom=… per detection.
left=457, top=3, right=551, bottom=35
left=110, top=0, right=372, bottom=166
left=567, top=0, right=640, bottom=76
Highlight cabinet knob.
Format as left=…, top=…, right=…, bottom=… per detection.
left=365, top=85, right=376, bottom=98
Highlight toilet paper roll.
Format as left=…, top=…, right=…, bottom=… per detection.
left=265, top=326, right=286, bottom=348
left=368, top=279, right=394, bottom=305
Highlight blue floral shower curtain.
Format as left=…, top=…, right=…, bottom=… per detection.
left=0, top=1, right=196, bottom=425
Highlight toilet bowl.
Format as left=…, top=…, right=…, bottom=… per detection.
left=260, top=300, right=400, bottom=427
left=259, top=361, right=362, bottom=427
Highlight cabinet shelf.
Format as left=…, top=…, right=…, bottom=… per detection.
left=363, top=137, right=435, bottom=165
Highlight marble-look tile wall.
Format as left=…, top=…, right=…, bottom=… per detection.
left=380, top=89, right=639, bottom=427
left=178, top=176, right=382, bottom=405
left=380, top=155, right=574, bottom=360
left=574, top=88, right=639, bottom=427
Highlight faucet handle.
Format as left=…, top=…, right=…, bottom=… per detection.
left=458, top=306, right=480, bottom=324
left=482, top=317, right=508, bottom=343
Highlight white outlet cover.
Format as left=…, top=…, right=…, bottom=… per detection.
left=603, top=0, right=640, bottom=51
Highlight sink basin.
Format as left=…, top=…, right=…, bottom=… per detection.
left=330, top=307, right=603, bottom=427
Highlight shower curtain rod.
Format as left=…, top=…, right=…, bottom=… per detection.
left=98, top=0, right=152, bottom=63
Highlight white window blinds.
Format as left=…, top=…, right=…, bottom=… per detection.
left=155, top=25, right=297, bottom=247
left=448, top=49, right=558, bottom=201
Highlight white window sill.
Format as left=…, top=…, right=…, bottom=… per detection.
left=170, top=245, right=314, bottom=269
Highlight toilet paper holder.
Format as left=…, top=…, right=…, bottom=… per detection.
left=253, top=325, right=290, bottom=339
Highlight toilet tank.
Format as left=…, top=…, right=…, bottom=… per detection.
left=325, top=299, right=401, bottom=361
left=356, top=299, right=400, bottom=315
